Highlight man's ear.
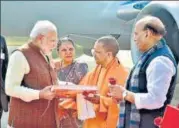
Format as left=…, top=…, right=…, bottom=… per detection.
left=146, top=30, right=152, bottom=38
left=145, top=33, right=148, bottom=37
left=37, top=34, right=44, bottom=40
left=108, top=52, right=113, bottom=57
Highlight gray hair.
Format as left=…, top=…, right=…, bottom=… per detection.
left=57, top=37, right=75, bottom=52
left=96, top=36, right=119, bottom=57
left=138, top=16, right=166, bottom=36
left=30, top=20, right=57, bottom=39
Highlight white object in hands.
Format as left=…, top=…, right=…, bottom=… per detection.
left=51, top=82, right=98, bottom=92
left=77, top=94, right=96, bottom=120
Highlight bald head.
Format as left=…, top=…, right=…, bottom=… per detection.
left=136, top=16, right=166, bottom=36
left=96, top=36, right=119, bottom=57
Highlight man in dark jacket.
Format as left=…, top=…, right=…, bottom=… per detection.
left=109, top=16, right=177, bottom=128
left=0, top=35, right=9, bottom=118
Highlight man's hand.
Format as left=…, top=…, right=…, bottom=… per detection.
left=82, top=90, right=97, bottom=96
left=39, top=86, right=56, bottom=100
left=108, top=84, right=125, bottom=101
left=55, top=90, right=70, bottom=98
left=83, top=93, right=100, bottom=104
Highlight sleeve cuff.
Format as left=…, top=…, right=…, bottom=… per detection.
left=18, top=89, right=40, bottom=102
left=134, top=93, right=142, bottom=109
left=34, top=90, right=40, bottom=100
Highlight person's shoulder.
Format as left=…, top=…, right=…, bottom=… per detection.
left=114, top=59, right=126, bottom=69
left=151, top=56, right=174, bottom=66
left=75, top=59, right=87, bottom=65
left=74, top=61, right=88, bottom=74
left=147, top=56, right=176, bottom=75
left=115, top=62, right=129, bottom=74
left=11, top=50, right=25, bottom=58
left=18, top=43, right=30, bottom=51
left=75, top=60, right=88, bottom=67
left=0, top=35, right=5, bottom=39
left=9, top=50, right=28, bottom=65
left=0, top=35, right=6, bottom=44
left=150, top=56, right=175, bottom=71
left=11, top=44, right=27, bottom=55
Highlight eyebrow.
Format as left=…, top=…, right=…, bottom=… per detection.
left=61, top=47, right=74, bottom=50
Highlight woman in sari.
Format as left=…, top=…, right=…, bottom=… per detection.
left=55, top=37, right=88, bottom=128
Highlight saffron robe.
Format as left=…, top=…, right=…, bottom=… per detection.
left=81, top=58, right=128, bottom=128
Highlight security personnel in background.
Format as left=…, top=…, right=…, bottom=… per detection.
left=0, top=35, right=9, bottom=118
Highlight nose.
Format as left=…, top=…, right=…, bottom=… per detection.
left=52, top=41, right=57, bottom=48
left=66, top=49, right=72, bottom=55
left=54, top=43, right=57, bottom=48
left=133, top=35, right=137, bottom=41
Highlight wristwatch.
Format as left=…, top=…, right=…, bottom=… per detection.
left=122, top=90, right=128, bottom=100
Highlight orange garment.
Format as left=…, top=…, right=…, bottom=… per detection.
left=54, top=60, right=85, bottom=119
left=81, top=58, right=128, bottom=128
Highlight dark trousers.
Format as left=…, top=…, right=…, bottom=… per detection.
left=0, top=86, right=9, bottom=119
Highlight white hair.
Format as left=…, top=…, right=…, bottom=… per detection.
left=30, top=20, right=57, bottom=39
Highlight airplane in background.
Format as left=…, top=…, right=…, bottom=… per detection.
left=2, top=1, right=179, bottom=64
left=1, top=1, right=149, bottom=55
left=1, top=1, right=179, bottom=125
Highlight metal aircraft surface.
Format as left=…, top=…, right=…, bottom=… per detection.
left=1, top=1, right=179, bottom=63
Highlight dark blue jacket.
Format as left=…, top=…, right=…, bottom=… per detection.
left=125, top=41, right=177, bottom=128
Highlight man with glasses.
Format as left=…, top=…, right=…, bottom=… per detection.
left=5, top=20, right=60, bottom=128
left=81, top=36, right=128, bottom=128
left=109, top=16, right=177, bottom=128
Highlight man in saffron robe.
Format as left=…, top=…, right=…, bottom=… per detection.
left=81, top=36, right=129, bottom=128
